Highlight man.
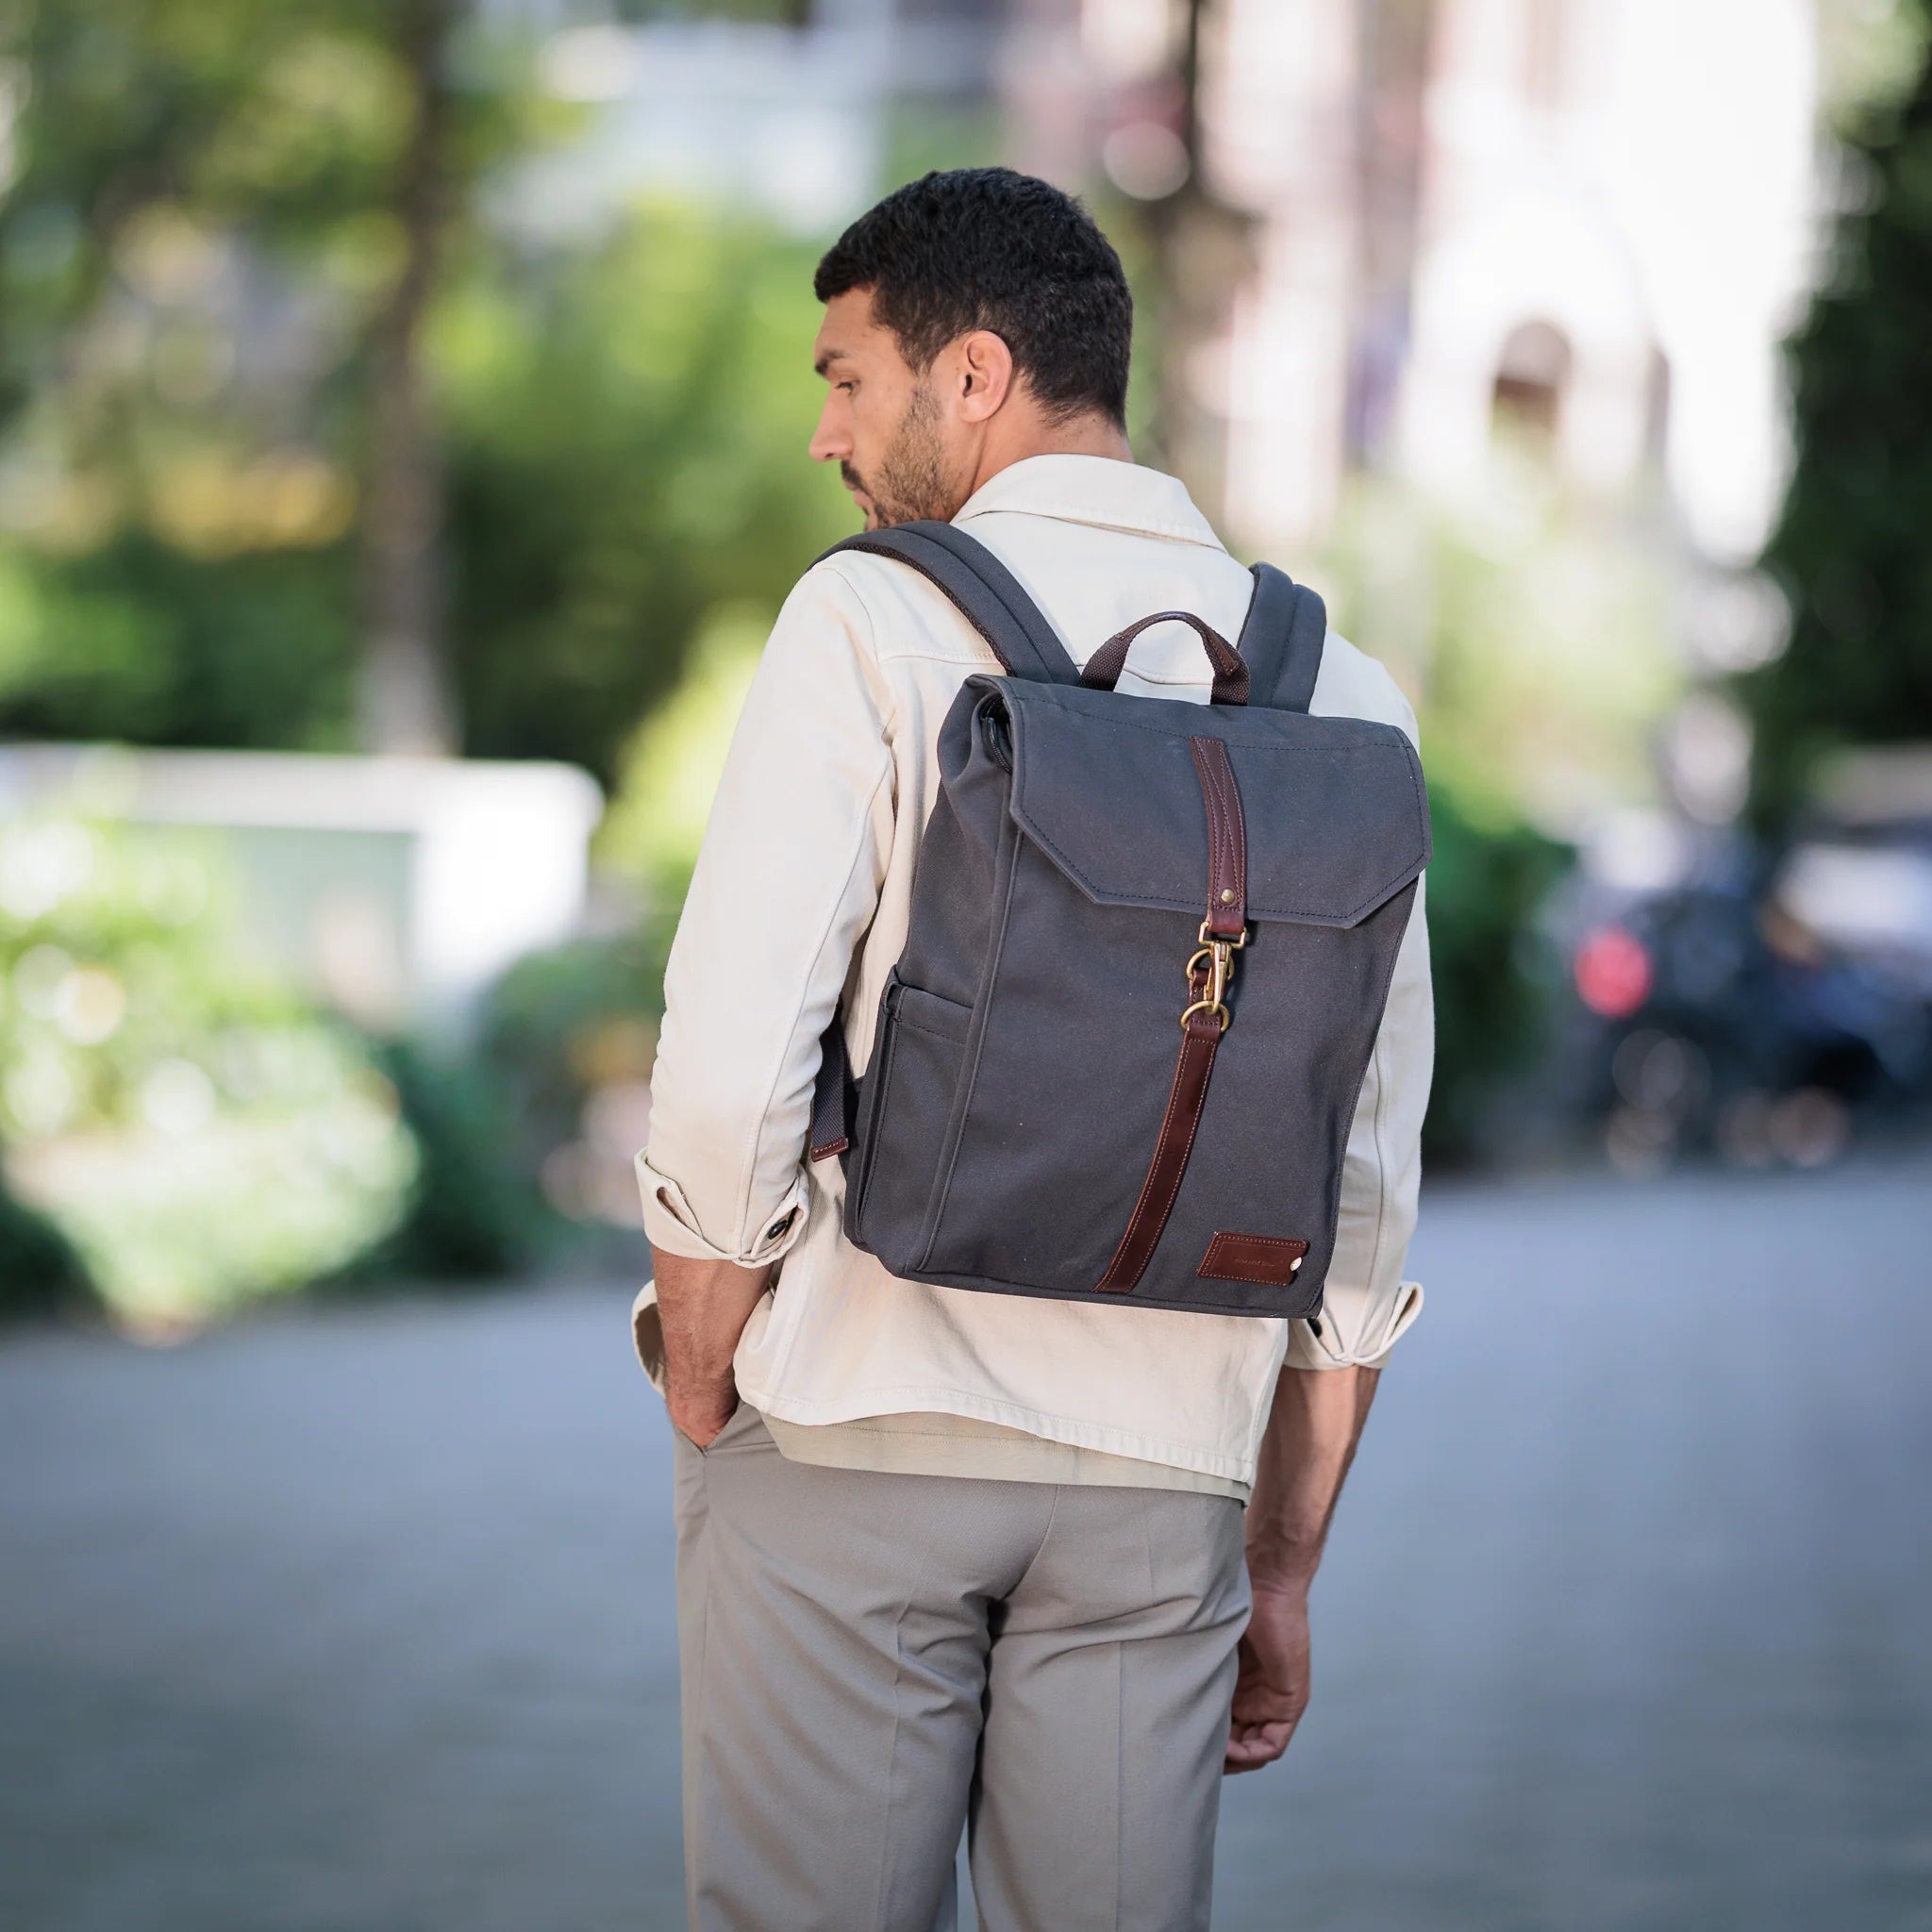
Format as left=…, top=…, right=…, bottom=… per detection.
left=632, top=167, right=1432, bottom=1932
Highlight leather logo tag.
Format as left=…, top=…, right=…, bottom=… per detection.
left=1197, top=1232, right=1308, bottom=1288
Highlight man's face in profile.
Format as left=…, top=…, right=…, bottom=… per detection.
left=809, top=288, right=963, bottom=528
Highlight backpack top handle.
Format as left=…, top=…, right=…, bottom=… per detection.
left=816, top=519, right=1326, bottom=713
left=1080, top=610, right=1249, bottom=706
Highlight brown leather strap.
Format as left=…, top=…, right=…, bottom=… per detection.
left=1095, top=1007, right=1223, bottom=1291
left=1093, top=736, right=1251, bottom=1293
left=1191, top=737, right=1246, bottom=937
left=1080, top=610, right=1249, bottom=706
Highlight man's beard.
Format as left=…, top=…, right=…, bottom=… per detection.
left=842, top=380, right=959, bottom=527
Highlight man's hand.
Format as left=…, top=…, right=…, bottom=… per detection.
left=1225, top=1360, right=1380, bottom=1774
left=1224, top=1581, right=1311, bottom=1773
left=667, top=1378, right=741, bottom=1451
left=651, top=1246, right=773, bottom=1450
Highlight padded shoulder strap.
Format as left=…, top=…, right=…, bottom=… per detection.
left=815, top=520, right=1081, bottom=688
left=808, top=520, right=1079, bottom=1165
left=1235, top=563, right=1326, bottom=714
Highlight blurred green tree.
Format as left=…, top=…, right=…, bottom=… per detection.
left=0, top=0, right=537, bottom=751
left=0, top=2, right=847, bottom=777
left=1739, top=6, right=1932, bottom=824
left=439, top=205, right=850, bottom=782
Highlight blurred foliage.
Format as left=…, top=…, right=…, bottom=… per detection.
left=1739, top=5, right=1932, bottom=827
left=472, top=601, right=779, bottom=1248
left=0, top=0, right=545, bottom=423
left=1420, top=788, right=1572, bottom=1164
left=1817, top=0, right=1932, bottom=131
left=0, top=808, right=417, bottom=1329
left=1322, top=468, right=1657, bottom=1155
left=466, top=927, right=657, bottom=1261
left=0, top=196, right=848, bottom=779
left=0, top=538, right=356, bottom=749
left=317, top=1033, right=546, bottom=1289
left=0, top=0, right=519, bottom=749
left=0, top=1, right=849, bottom=781
left=1326, top=462, right=1678, bottom=834
left=2, top=2, right=526, bottom=389
left=594, top=598, right=766, bottom=892
left=439, top=205, right=850, bottom=783
left=0, top=1165, right=96, bottom=1324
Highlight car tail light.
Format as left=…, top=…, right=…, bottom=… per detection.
left=1575, top=924, right=1653, bottom=1018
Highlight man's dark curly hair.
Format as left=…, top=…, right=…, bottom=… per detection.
left=814, top=167, right=1133, bottom=428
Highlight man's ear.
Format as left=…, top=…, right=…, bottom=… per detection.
left=955, top=329, right=1015, bottom=424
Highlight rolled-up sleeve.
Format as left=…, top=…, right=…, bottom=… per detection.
left=637, top=564, right=894, bottom=1268
left=1282, top=827, right=1435, bottom=1371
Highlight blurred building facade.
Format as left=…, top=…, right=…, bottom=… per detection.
left=1032, top=0, right=1821, bottom=578
left=500, top=0, right=1008, bottom=240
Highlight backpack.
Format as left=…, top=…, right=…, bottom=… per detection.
left=806, top=520, right=1429, bottom=1323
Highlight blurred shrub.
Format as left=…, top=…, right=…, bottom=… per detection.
left=0, top=809, right=417, bottom=1331
left=477, top=928, right=663, bottom=1243
left=1, top=182, right=848, bottom=784
left=594, top=600, right=767, bottom=896
left=0, top=1167, right=96, bottom=1324
left=0, top=538, right=358, bottom=754
left=1423, top=786, right=1573, bottom=1164
left=317, top=1034, right=547, bottom=1291
left=491, top=598, right=786, bottom=1245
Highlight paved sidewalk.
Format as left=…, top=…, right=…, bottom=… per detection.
left=3, top=1155, right=1929, bottom=1931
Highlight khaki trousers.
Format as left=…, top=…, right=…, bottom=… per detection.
left=673, top=1404, right=1251, bottom=1932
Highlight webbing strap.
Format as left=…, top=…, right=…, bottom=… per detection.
left=808, top=1018, right=853, bottom=1163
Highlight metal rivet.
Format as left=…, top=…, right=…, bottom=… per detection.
left=1219, top=887, right=1235, bottom=904
left=1290, top=1255, right=1303, bottom=1270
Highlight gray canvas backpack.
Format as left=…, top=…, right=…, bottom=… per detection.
left=806, top=521, right=1429, bottom=1324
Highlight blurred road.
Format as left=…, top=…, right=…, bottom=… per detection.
left=3, top=1155, right=1929, bottom=1932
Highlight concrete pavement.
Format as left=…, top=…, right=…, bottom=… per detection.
left=3, top=1154, right=1928, bottom=1930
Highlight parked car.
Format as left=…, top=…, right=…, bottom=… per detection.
left=1541, top=805, right=1932, bottom=1171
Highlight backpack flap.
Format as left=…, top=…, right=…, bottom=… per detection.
left=1001, top=678, right=1429, bottom=929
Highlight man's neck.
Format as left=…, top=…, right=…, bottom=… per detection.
left=960, top=413, right=1133, bottom=505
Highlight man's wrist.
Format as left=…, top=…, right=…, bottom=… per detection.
left=668, top=1370, right=739, bottom=1431
left=1245, top=1544, right=1320, bottom=1594
left=667, top=1363, right=738, bottom=1413
left=650, top=1246, right=772, bottom=1417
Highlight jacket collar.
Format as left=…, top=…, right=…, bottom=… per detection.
left=952, top=454, right=1225, bottom=551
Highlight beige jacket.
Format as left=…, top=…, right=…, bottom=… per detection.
left=632, top=455, right=1432, bottom=1489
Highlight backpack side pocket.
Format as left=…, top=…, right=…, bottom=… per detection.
left=844, top=969, right=974, bottom=1274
